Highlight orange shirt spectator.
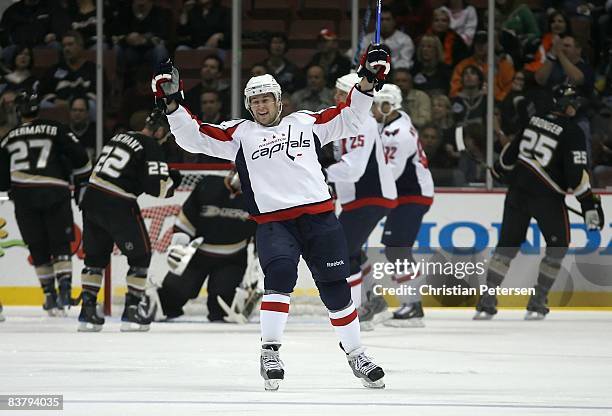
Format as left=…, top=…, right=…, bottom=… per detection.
left=450, top=31, right=515, bottom=101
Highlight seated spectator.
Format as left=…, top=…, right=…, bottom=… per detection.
left=450, top=31, right=515, bottom=101
left=420, top=123, right=464, bottom=186
left=250, top=64, right=267, bottom=77
left=40, top=31, right=100, bottom=114
left=0, top=89, right=19, bottom=137
left=177, top=0, right=231, bottom=49
left=451, top=65, right=487, bottom=126
left=198, top=90, right=226, bottom=124
left=441, top=0, right=478, bottom=46
left=281, top=95, right=296, bottom=118
left=411, top=34, right=453, bottom=95
left=420, top=123, right=458, bottom=169
left=110, top=0, right=170, bottom=70
left=184, top=54, right=230, bottom=117
left=359, top=6, right=415, bottom=69
left=525, top=10, right=571, bottom=73
left=393, top=68, right=431, bottom=128
left=428, top=7, right=469, bottom=67
left=0, top=46, right=36, bottom=95
left=390, top=0, right=433, bottom=40
left=431, top=94, right=460, bottom=158
left=534, top=35, right=594, bottom=95
left=0, top=0, right=68, bottom=65
left=307, top=29, right=351, bottom=89
left=69, top=0, right=96, bottom=49
left=257, top=33, right=304, bottom=94
left=69, top=96, right=96, bottom=157
left=291, top=65, right=334, bottom=112
left=497, top=0, right=540, bottom=43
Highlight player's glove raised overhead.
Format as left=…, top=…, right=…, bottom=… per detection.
left=151, top=59, right=184, bottom=113
left=577, top=192, right=605, bottom=231
left=357, top=43, right=391, bottom=91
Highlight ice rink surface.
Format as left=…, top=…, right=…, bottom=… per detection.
left=1, top=307, right=611, bottom=416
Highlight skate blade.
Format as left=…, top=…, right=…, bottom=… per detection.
left=372, top=310, right=393, bottom=325
left=264, top=379, right=280, bottom=391
left=47, top=308, right=66, bottom=317
left=361, top=378, right=385, bottom=389
left=473, top=311, right=495, bottom=320
left=120, top=322, right=151, bottom=332
left=77, top=322, right=103, bottom=332
left=524, top=311, right=546, bottom=321
left=383, top=318, right=425, bottom=328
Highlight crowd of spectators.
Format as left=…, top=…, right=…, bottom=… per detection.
left=0, top=0, right=611, bottom=186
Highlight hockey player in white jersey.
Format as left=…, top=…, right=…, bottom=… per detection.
left=152, top=45, right=391, bottom=390
left=373, top=84, right=434, bottom=328
left=326, top=72, right=397, bottom=330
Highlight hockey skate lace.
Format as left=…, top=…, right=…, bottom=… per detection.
left=262, top=350, right=283, bottom=371
left=352, top=352, right=378, bottom=376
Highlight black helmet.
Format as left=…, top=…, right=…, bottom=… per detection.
left=144, top=108, right=169, bottom=132
left=14, top=90, right=39, bottom=117
left=552, top=83, right=584, bottom=114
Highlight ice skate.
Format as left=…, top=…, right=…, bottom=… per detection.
left=58, top=279, right=80, bottom=311
left=345, top=346, right=385, bottom=389
left=384, top=301, right=425, bottom=327
left=260, top=344, right=284, bottom=391
left=77, top=292, right=104, bottom=332
left=525, top=286, right=550, bottom=320
left=43, top=290, right=65, bottom=317
left=473, top=293, right=498, bottom=320
left=120, top=293, right=154, bottom=332
left=359, top=293, right=392, bottom=331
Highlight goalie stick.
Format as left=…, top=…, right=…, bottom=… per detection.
left=454, top=127, right=585, bottom=218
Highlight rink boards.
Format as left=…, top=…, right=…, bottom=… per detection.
left=1, top=190, right=611, bottom=307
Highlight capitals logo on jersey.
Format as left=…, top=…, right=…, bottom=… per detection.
left=251, top=125, right=311, bottom=161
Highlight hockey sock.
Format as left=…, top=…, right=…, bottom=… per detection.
left=260, top=292, right=290, bottom=345
left=329, top=302, right=361, bottom=353
left=485, top=253, right=511, bottom=288
left=81, top=267, right=104, bottom=296
left=53, top=255, right=72, bottom=286
left=536, top=256, right=562, bottom=294
left=126, top=267, right=148, bottom=296
left=35, top=264, right=55, bottom=294
left=346, top=272, right=363, bottom=308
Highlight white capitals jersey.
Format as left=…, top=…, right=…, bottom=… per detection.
left=380, top=111, right=434, bottom=205
left=326, top=114, right=397, bottom=211
left=167, top=87, right=373, bottom=223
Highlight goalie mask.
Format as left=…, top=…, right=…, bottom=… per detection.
left=244, top=74, right=282, bottom=126
left=374, top=83, right=402, bottom=116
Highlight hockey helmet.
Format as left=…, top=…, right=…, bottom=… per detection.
left=14, top=89, right=40, bottom=117
left=335, top=72, right=360, bottom=93
left=552, top=83, right=585, bottom=114
left=244, top=74, right=282, bottom=125
left=374, top=83, right=402, bottom=113
left=144, top=108, right=169, bottom=132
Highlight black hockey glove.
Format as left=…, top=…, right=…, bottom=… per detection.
left=357, top=43, right=391, bottom=91
left=169, top=168, right=182, bottom=186
left=151, top=60, right=184, bottom=113
left=577, top=192, right=604, bottom=231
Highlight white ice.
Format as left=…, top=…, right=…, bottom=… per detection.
left=1, top=307, right=611, bottom=416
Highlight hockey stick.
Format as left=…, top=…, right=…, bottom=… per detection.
left=454, top=127, right=585, bottom=218
left=374, top=0, right=382, bottom=45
